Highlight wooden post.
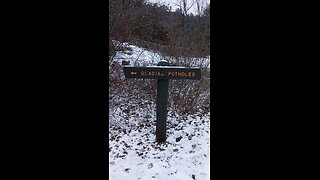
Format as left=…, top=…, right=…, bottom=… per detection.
left=156, top=78, right=169, bottom=142
left=155, top=60, right=170, bottom=142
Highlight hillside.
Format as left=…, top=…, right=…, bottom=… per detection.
left=109, top=0, right=210, bottom=58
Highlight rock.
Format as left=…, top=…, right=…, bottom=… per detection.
left=148, top=163, right=153, bottom=169
left=144, top=114, right=152, bottom=118
left=176, top=136, right=183, bottom=142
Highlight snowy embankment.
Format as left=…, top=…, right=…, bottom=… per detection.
left=109, top=41, right=210, bottom=180
left=111, top=41, right=210, bottom=68
left=111, top=41, right=162, bottom=66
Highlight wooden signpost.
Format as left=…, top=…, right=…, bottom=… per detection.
left=123, top=60, right=201, bottom=142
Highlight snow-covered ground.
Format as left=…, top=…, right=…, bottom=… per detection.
left=109, top=41, right=210, bottom=180
left=109, top=112, right=210, bottom=180
left=111, top=41, right=210, bottom=68
left=111, top=41, right=162, bottom=66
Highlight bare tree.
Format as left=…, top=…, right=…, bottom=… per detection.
left=195, top=0, right=207, bottom=16
left=175, top=0, right=195, bottom=16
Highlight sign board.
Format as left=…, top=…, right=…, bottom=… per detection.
left=122, top=62, right=202, bottom=142
left=123, top=66, right=201, bottom=80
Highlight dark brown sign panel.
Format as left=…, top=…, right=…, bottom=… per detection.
left=123, top=66, right=201, bottom=80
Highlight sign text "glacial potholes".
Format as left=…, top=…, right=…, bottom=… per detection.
left=123, top=66, right=201, bottom=80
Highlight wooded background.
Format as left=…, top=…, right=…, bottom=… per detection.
left=109, top=0, right=210, bottom=58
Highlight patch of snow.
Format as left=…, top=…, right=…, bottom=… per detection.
left=111, top=40, right=210, bottom=68
left=109, top=108, right=210, bottom=180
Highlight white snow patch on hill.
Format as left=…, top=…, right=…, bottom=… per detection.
left=111, top=40, right=210, bottom=68
left=112, top=41, right=162, bottom=66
